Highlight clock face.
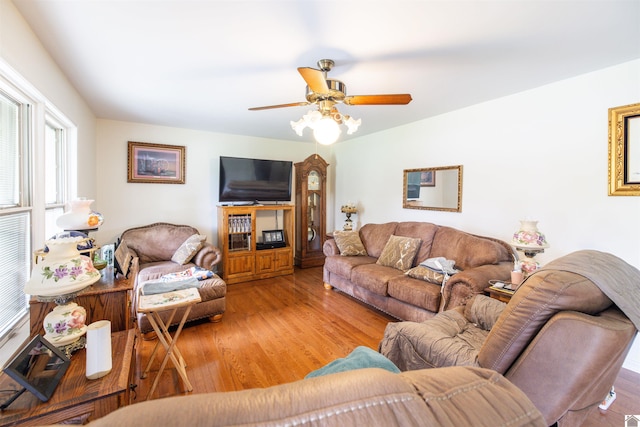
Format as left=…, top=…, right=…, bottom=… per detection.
left=307, top=171, right=320, bottom=191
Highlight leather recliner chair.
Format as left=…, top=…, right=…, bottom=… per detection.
left=379, top=250, right=640, bottom=426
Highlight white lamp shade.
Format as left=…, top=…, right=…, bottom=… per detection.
left=313, top=117, right=341, bottom=145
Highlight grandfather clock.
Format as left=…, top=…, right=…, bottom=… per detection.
left=294, top=154, right=328, bottom=268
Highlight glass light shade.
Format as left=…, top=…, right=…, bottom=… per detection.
left=56, top=198, right=104, bottom=231
left=512, top=220, right=549, bottom=249
left=43, top=302, right=87, bottom=347
left=313, top=117, right=341, bottom=145
left=25, top=236, right=101, bottom=297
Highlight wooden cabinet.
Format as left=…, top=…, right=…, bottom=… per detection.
left=294, top=154, right=328, bottom=268
left=29, top=267, right=134, bottom=335
left=217, top=205, right=294, bottom=284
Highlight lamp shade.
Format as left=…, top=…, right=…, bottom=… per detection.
left=25, top=236, right=100, bottom=297
left=512, top=220, right=548, bottom=250
left=56, top=198, right=103, bottom=231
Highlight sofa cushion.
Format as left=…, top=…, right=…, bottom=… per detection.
left=387, top=275, right=442, bottom=312
left=122, top=223, right=200, bottom=264
left=376, top=235, right=422, bottom=271
left=359, top=222, right=398, bottom=258
left=351, top=264, right=404, bottom=296
left=171, top=234, right=207, bottom=265
left=324, top=255, right=377, bottom=279
left=431, top=227, right=511, bottom=270
left=394, top=222, right=439, bottom=267
left=333, top=231, right=367, bottom=256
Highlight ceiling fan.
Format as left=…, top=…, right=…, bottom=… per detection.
left=249, top=59, right=413, bottom=144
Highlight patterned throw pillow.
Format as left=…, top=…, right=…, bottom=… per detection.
left=376, top=235, right=422, bottom=271
left=114, top=240, right=133, bottom=277
left=171, top=234, right=207, bottom=265
left=405, top=265, right=446, bottom=285
left=333, top=231, right=367, bottom=256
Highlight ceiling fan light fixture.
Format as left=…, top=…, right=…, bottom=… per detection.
left=344, top=116, right=362, bottom=135
left=313, top=116, right=341, bottom=145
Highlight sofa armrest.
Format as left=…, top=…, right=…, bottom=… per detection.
left=441, top=262, right=511, bottom=311
left=464, top=295, right=506, bottom=330
left=323, top=238, right=340, bottom=256
left=192, top=242, right=222, bottom=271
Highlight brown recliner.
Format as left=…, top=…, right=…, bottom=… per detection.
left=380, top=250, right=640, bottom=426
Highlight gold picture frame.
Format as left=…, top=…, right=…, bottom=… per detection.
left=608, top=103, right=640, bottom=196
left=128, top=141, right=185, bottom=184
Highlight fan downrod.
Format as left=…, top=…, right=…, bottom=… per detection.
left=317, top=59, right=335, bottom=73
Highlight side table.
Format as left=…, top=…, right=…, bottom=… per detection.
left=137, top=288, right=201, bottom=400
left=485, top=285, right=515, bottom=303
left=0, top=329, right=136, bottom=426
left=29, top=267, right=134, bottom=334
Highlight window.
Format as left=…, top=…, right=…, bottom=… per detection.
left=0, top=89, right=31, bottom=339
left=44, top=118, right=67, bottom=238
left=0, top=64, right=73, bottom=345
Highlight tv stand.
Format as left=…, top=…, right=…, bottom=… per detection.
left=217, top=204, right=294, bottom=284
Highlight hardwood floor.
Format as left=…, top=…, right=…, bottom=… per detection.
left=133, top=266, right=640, bottom=425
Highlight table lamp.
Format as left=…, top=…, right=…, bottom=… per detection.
left=340, top=202, right=357, bottom=231
left=24, top=234, right=101, bottom=354
left=512, top=220, right=549, bottom=274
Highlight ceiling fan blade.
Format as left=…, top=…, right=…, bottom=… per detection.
left=249, top=102, right=310, bottom=111
left=298, top=67, right=329, bottom=94
left=343, top=94, right=413, bottom=106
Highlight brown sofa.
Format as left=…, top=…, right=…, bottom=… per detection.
left=120, top=223, right=226, bottom=334
left=83, top=366, right=545, bottom=426
left=380, top=250, right=640, bottom=426
left=323, top=222, right=514, bottom=322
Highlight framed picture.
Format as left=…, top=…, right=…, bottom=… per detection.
left=420, top=171, right=435, bottom=187
left=128, top=141, right=185, bottom=184
left=263, top=230, right=284, bottom=243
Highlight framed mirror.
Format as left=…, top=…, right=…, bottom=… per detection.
left=403, top=165, right=463, bottom=212
left=609, top=102, right=640, bottom=196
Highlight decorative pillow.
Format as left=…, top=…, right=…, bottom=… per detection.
left=405, top=265, right=447, bottom=285
left=171, top=234, right=206, bottom=265
left=114, top=239, right=133, bottom=277
left=305, top=346, right=400, bottom=379
left=376, top=235, right=422, bottom=271
left=333, top=231, right=367, bottom=256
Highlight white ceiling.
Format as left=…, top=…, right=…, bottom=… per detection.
left=12, top=0, right=640, bottom=143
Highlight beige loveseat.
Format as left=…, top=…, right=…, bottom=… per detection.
left=323, top=222, right=514, bottom=322
left=83, top=366, right=545, bottom=426
left=119, top=223, right=226, bottom=334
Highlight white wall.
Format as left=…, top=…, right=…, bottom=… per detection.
left=94, top=119, right=333, bottom=245
left=0, top=0, right=97, bottom=205
left=332, top=59, right=640, bottom=371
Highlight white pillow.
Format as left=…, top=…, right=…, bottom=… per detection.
left=171, top=234, right=206, bottom=265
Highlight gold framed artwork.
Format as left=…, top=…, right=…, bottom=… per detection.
left=608, top=103, right=640, bottom=196
left=127, top=141, right=185, bottom=184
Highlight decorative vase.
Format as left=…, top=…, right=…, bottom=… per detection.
left=25, top=236, right=101, bottom=297
left=43, top=302, right=88, bottom=347
left=56, top=198, right=104, bottom=231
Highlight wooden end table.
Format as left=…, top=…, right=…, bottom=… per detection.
left=0, top=329, right=136, bottom=426
left=137, top=287, right=201, bottom=400
left=29, top=266, right=134, bottom=334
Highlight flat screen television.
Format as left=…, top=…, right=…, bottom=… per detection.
left=219, top=156, right=292, bottom=203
